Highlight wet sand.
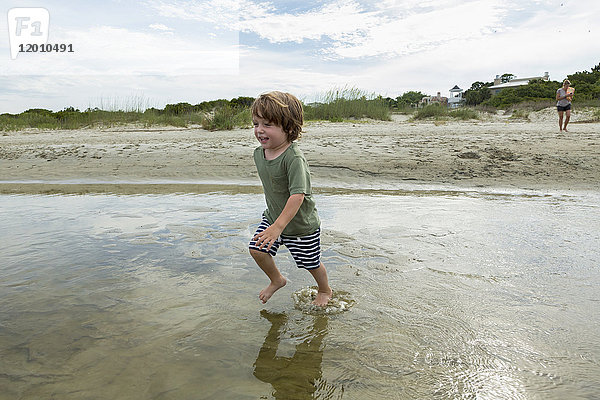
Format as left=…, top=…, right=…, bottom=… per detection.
left=1, top=108, right=599, bottom=193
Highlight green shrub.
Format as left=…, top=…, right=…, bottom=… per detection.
left=164, top=102, right=198, bottom=116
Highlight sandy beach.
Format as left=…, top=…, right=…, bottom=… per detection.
left=1, top=108, right=599, bottom=193
left=2, top=107, right=600, bottom=400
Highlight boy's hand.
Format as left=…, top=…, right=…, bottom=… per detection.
left=253, top=193, right=304, bottom=251
left=254, top=224, right=283, bottom=251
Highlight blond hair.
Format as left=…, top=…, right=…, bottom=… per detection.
left=563, top=79, right=571, bottom=85
left=251, top=91, right=304, bottom=141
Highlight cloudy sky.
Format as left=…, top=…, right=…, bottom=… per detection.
left=1, top=0, right=599, bottom=113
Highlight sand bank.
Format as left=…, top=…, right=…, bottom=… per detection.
left=1, top=109, right=599, bottom=194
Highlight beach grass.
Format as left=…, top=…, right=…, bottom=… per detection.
left=473, top=104, right=499, bottom=114
left=412, top=105, right=480, bottom=121
left=449, top=108, right=480, bottom=120
left=508, top=109, right=530, bottom=120
left=304, top=87, right=391, bottom=122
left=395, top=106, right=418, bottom=115
left=90, top=94, right=156, bottom=113
left=412, top=104, right=447, bottom=119
left=574, top=107, right=600, bottom=123
left=0, top=107, right=228, bottom=131
left=1, top=88, right=393, bottom=132
left=572, top=98, right=600, bottom=108
left=508, top=100, right=554, bottom=112
left=202, top=106, right=252, bottom=131
left=0, top=108, right=199, bottom=131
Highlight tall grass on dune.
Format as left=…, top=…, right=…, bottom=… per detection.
left=304, top=87, right=391, bottom=122
left=449, top=108, right=480, bottom=120
left=0, top=103, right=247, bottom=132
left=90, top=94, right=157, bottom=113
left=202, top=106, right=252, bottom=131
left=1, top=94, right=257, bottom=132
left=567, top=98, right=600, bottom=108
left=574, top=107, right=600, bottom=123
left=0, top=108, right=195, bottom=131
left=506, top=100, right=554, bottom=113
left=1, top=88, right=393, bottom=132
left=412, top=104, right=480, bottom=121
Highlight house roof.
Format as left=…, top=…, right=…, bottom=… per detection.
left=489, top=75, right=548, bottom=90
left=489, top=80, right=530, bottom=90
left=450, top=85, right=462, bottom=91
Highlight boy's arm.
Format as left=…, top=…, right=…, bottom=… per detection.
left=254, top=193, right=305, bottom=251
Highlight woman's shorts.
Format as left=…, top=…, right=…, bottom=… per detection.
left=249, top=216, right=322, bottom=270
left=557, top=104, right=571, bottom=112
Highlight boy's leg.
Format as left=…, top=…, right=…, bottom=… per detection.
left=250, top=249, right=287, bottom=304
left=282, top=229, right=332, bottom=307
left=308, top=262, right=332, bottom=307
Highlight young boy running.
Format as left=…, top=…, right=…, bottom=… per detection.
left=249, top=91, right=332, bottom=307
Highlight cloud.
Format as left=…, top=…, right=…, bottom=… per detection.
left=2, top=0, right=599, bottom=113
left=341, top=0, right=600, bottom=96
left=149, top=0, right=508, bottom=59
left=149, top=0, right=272, bottom=24
left=239, top=1, right=382, bottom=44
left=149, top=23, right=174, bottom=32
left=149, top=0, right=381, bottom=44
left=327, top=0, right=507, bottom=59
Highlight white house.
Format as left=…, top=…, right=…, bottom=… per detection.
left=448, top=85, right=464, bottom=108
left=489, top=72, right=550, bottom=95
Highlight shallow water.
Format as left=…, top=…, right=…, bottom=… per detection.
left=1, top=187, right=599, bottom=399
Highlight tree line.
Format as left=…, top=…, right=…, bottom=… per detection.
left=386, top=63, right=600, bottom=109
left=463, top=63, right=600, bottom=108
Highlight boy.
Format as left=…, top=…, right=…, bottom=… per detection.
left=249, top=91, right=332, bottom=307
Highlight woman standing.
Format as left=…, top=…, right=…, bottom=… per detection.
left=556, top=79, right=574, bottom=132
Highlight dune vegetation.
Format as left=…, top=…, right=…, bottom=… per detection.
left=2, top=64, right=599, bottom=131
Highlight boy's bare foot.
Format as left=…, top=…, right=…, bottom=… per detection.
left=259, top=277, right=287, bottom=304
left=312, top=288, right=332, bottom=307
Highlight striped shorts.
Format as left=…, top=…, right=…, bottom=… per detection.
left=249, top=216, right=322, bottom=270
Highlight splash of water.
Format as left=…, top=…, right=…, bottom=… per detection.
left=292, top=287, right=355, bottom=315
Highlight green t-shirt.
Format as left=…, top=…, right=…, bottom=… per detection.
left=254, top=142, right=320, bottom=236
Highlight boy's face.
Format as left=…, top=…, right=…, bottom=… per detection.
left=253, top=116, right=289, bottom=152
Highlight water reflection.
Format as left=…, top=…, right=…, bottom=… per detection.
left=254, top=310, right=331, bottom=399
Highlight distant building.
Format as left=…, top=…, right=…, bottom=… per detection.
left=420, top=92, right=448, bottom=107
left=420, top=86, right=464, bottom=108
left=489, top=72, right=550, bottom=95
left=448, top=85, right=464, bottom=108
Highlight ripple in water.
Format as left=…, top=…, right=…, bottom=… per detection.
left=292, top=287, right=355, bottom=315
